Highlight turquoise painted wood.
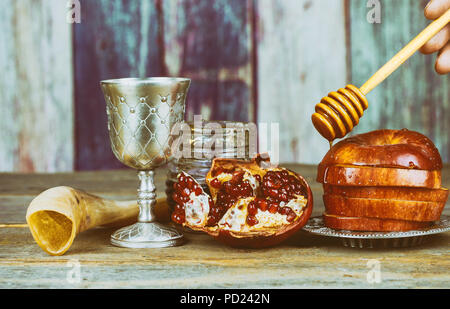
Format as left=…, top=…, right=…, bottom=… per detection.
left=74, top=0, right=255, bottom=170
left=0, top=0, right=74, bottom=172
left=73, top=0, right=163, bottom=170
left=256, top=0, right=348, bottom=164
left=162, top=0, right=255, bottom=123
left=0, top=0, right=449, bottom=172
left=349, top=0, right=450, bottom=162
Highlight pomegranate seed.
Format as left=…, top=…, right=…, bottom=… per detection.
left=256, top=199, right=268, bottom=211
left=230, top=171, right=244, bottom=184
left=261, top=170, right=303, bottom=202
left=246, top=215, right=259, bottom=226
left=279, top=206, right=291, bottom=216
left=268, top=204, right=279, bottom=214
left=179, top=174, right=186, bottom=183
left=194, top=186, right=203, bottom=196
left=223, top=181, right=234, bottom=194
left=269, top=181, right=282, bottom=189
left=181, top=195, right=190, bottom=203
left=207, top=170, right=258, bottom=226
left=286, top=210, right=297, bottom=222
left=267, top=188, right=279, bottom=198
left=171, top=211, right=185, bottom=224
left=279, top=193, right=289, bottom=202
left=247, top=201, right=258, bottom=216
left=174, top=203, right=184, bottom=212
left=210, top=178, right=221, bottom=189
left=173, top=192, right=184, bottom=205
left=181, top=187, right=191, bottom=197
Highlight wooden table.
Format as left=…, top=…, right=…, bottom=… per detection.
left=0, top=165, right=448, bottom=289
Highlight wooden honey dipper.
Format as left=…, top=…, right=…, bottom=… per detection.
left=312, top=8, right=450, bottom=142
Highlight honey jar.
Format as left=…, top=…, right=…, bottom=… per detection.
left=165, top=120, right=255, bottom=213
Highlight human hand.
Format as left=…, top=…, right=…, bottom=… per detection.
left=420, top=0, right=450, bottom=74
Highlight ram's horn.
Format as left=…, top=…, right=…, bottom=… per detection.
left=26, top=186, right=169, bottom=256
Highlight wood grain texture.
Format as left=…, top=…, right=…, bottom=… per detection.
left=0, top=165, right=448, bottom=288
left=349, top=0, right=450, bottom=162
left=255, top=0, right=348, bottom=164
left=0, top=0, right=74, bottom=172
left=0, top=227, right=449, bottom=288
left=162, top=0, right=254, bottom=122
left=74, top=0, right=163, bottom=170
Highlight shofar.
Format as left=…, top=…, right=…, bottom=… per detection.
left=26, top=186, right=168, bottom=256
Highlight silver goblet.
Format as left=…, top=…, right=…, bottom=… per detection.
left=100, top=77, right=190, bottom=248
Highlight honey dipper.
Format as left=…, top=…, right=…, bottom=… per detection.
left=312, top=8, right=450, bottom=142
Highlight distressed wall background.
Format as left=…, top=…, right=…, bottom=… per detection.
left=0, top=0, right=448, bottom=172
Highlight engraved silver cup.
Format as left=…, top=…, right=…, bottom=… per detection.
left=101, top=77, right=190, bottom=248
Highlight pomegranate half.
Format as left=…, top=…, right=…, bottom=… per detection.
left=171, top=156, right=313, bottom=248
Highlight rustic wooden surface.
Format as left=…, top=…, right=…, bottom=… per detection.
left=0, top=164, right=448, bottom=288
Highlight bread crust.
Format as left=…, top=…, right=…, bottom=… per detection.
left=317, top=164, right=441, bottom=189
left=323, top=185, right=449, bottom=202
left=319, top=129, right=442, bottom=170
left=323, top=194, right=446, bottom=222
left=323, top=212, right=431, bottom=232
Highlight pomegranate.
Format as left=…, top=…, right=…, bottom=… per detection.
left=171, top=155, right=313, bottom=248
left=172, top=172, right=214, bottom=228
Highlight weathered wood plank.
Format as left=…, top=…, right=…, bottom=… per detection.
left=256, top=0, right=348, bottom=164
left=162, top=0, right=254, bottom=122
left=349, top=0, right=450, bottom=162
left=0, top=226, right=448, bottom=288
left=74, top=0, right=163, bottom=170
left=0, top=0, right=74, bottom=172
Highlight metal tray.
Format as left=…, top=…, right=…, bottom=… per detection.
left=302, top=215, right=450, bottom=248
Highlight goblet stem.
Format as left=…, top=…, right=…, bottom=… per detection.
left=109, top=169, right=184, bottom=248
left=137, top=170, right=156, bottom=223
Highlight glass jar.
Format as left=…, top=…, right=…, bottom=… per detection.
left=165, top=120, right=255, bottom=213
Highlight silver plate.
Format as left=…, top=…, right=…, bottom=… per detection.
left=302, top=215, right=450, bottom=248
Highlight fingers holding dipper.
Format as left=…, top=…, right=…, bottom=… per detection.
left=421, top=0, right=450, bottom=74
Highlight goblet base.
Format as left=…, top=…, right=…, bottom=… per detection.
left=110, top=222, right=184, bottom=248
